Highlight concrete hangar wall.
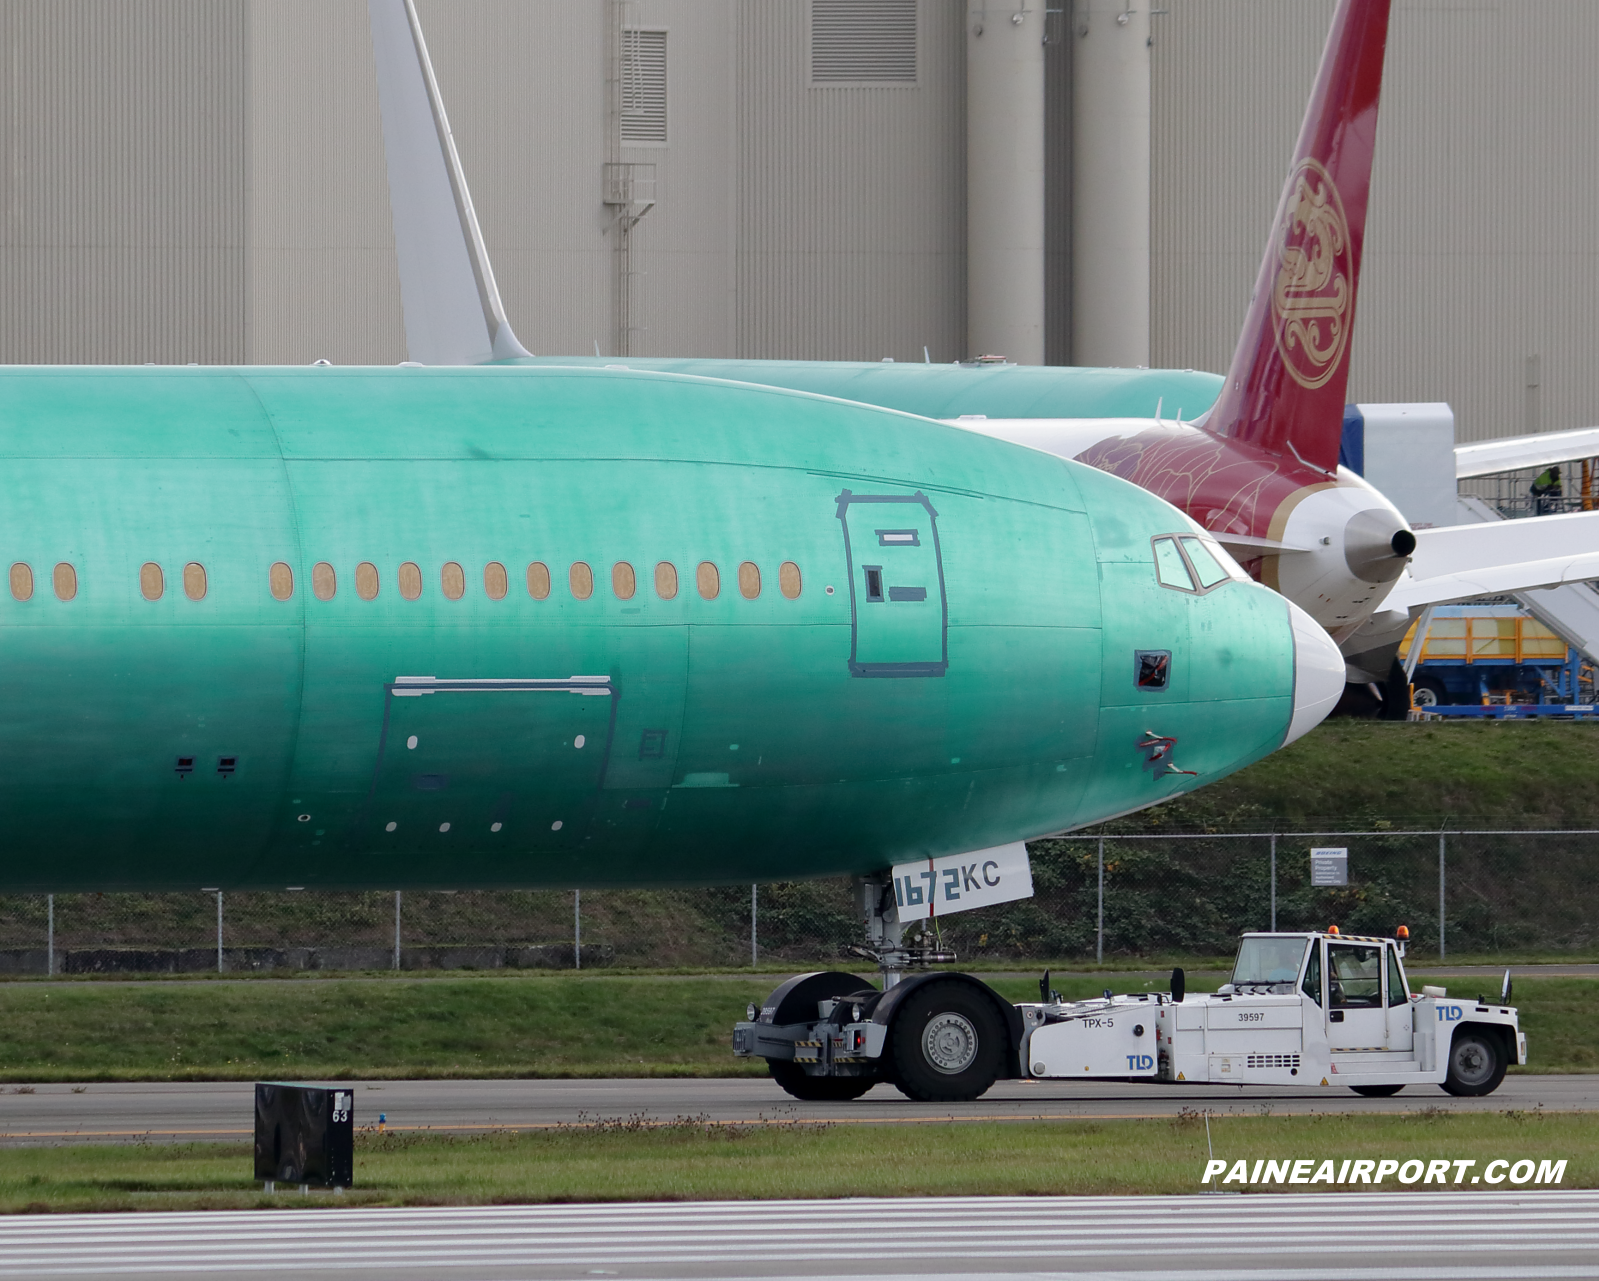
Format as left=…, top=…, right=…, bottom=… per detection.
left=0, top=0, right=1594, bottom=449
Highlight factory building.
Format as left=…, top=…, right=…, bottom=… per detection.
left=0, top=0, right=1592, bottom=446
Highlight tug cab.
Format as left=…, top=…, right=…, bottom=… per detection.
left=1148, top=929, right=1524, bottom=1096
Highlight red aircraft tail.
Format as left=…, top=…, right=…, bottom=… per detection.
left=1205, top=0, right=1392, bottom=475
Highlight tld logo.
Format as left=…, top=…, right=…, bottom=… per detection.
left=1436, top=1005, right=1463, bottom=1022
left=1126, top=1054, right=1155, bottom=1071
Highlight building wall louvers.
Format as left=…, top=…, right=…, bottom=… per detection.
left=0, top=0, right=246, bottom=365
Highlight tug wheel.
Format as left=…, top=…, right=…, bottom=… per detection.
left=1441, top=1030, right=1507, bottom=1097
left=887, top=979, right=1004, bottom=1102
left=768, top=1060, right=875, bottom=1101
left=1349, top=1084, right=1405, bottom=1097
left=1411, top=678, right=1447, bottom=708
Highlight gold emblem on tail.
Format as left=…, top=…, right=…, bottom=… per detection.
left=1270, top=158, right=1353, bottom=390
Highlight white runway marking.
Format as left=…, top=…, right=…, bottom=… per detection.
left=0, top=1193, right=1597, bottom=1278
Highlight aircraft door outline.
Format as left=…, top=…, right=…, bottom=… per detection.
left=360, top=675, right=618, bottom=848
left=835, top=489, right=949, bottom=678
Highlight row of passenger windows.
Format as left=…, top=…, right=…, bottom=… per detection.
left=8, top=561, right=212, bottom=602
left=7, top=559, right=805, bottom=604
left=286, top=559, right=804, bottom=603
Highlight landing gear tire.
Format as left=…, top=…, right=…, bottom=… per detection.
left=1441, top=1030, right=1507, bottom=1097
left=1380, top=657, right=1414, bottom=721
left=768, top=1060, right=875, bottom=1102
left=887, top=979, right=1004, bottom=1102
left=1350, top=1084, right=1405, bottom=1097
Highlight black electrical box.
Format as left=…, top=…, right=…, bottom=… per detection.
left=254, top=1082, right=354, bottom=1188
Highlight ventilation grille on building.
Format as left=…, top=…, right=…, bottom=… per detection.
left=1246, top=1054, right=1301, bottom=1070
left=811, top=0, right=917, bottom=84
left=621, top=29, right=667, bottom=143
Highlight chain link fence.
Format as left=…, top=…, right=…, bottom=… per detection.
left=1, top=831, right=1594, bottom=975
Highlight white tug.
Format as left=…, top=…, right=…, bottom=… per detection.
left=1020, top=929, right=1524, bottom=1096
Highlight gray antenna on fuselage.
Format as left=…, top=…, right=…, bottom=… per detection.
left=368, top=0, right=530, bottom=364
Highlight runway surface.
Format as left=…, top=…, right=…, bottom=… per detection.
left=1, top=1192, right=1597, bottom=1279
left=1, top=1074, right=1594, bottom=1144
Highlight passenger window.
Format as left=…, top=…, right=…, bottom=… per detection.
left=1329, top=943, right=1383, bottom=1008
left=9, top=562, right=32, bottom=601
left=484, top=561, right=508, bottom=600
left=140, top=563, right=164, bottom=601
left=312, top=562, right=336, bottom=601
left=54, top=563, right=77, bottom=601
left=655, top=561, right=678, bottom=599
left=779, top=561, right=802, bottom=599
left=738, top=561, right=761, bottom=599
left=1301, top=943, right=1323, bottom=1008
left=441, top=561, right=466, bottom=600
left=353, top=562, right=378, bottom=600
left=526, top=561, right=551, bottom=600
left=398, top=561, right=422, bottom=600
left=1153, top=538, right=1195, bottom=591
left=696, top=561, right=719, bottom=599
left=1180, top=537, right=1231, bottom=589
left=612, top=562, right=636, bottom=600
left=269, top=562, right=294, bottom=601
left=183, top=563, right=207, bottom=601
left=569, top=561, right=594, bottom=600
left=1387, top=946, right=1408, bottom=1007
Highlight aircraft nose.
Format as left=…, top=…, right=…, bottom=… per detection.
left=1284, top=599, right=1345, bottom=746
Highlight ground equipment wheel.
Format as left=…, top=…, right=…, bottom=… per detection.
left=1350, top=1084, right=1405, bottom=1097
left=768, top=1060, right=875, bottom=1101
left=1441, top=1030, right=1507, bottom=1097
left=1411, top=677, right=1447, bottom=708
left=887, top=979, right=1004, bottom=1102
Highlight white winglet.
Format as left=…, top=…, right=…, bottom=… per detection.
left=369, top=0, right=530, bottom=364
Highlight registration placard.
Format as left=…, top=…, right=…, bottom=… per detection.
left=891, top=842, right=1034, bottom=921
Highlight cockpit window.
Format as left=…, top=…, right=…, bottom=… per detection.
left=1232, top=936, right=1310, bottom=987
left=1153, top=538, right=1196, bottom=590
left=1154, top=533, right=1242, bottom=595
left=1181, top=536, right=1232, bottom=589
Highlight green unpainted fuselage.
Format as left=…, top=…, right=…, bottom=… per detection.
left=521, top=357, right=1226, bottom=425
left=0, top=364, right=1289, bottom=892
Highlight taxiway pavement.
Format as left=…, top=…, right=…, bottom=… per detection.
left=1, top=1073, right=1593, bottom=1145
left=0, top=1192, right=1596, bottom=1279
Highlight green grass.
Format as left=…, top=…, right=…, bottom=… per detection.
left=1500, top=979, right=1599, bottom=1073
left=0, top=972, right=1591, bottom=1082
left=0, top=975, right=776, bottom=1082
left=0, top=1112, right=1592, bottom=1211
left=1143, top=719, right=1599, bottom=829
left=0, top=973, right=1209, bottom=1083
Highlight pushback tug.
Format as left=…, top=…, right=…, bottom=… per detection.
left=734, top=917, right=1524, bottom=1102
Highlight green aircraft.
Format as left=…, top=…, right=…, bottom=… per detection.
left=0, top=2, right=1358, bottom=1107
left=0, top=1, right=1347, bottom=904
left=0, top=361, right=1337, bottom=893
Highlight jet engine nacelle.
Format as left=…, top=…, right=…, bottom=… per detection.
left=1270, top=469, right=1415, bottom=640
